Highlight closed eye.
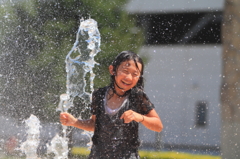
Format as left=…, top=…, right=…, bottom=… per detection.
left=122, top=70, right=129, bottom=74
left=133, top=74, right=139, bottom=77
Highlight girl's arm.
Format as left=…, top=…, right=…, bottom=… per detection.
left=60, top=112, right=96, bottom=132
left=120, top=109, right=163, bottom=132
left=141, top=109, right=163, bottom=132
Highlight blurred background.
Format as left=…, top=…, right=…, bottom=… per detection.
left=0, top=0, right=239, bottom=159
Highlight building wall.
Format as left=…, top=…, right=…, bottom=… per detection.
left=126, top=0, right=224, bottom=14
left=138, top=45, right=222, bottom=151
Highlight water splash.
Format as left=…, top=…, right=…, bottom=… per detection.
left=50, top=18, right=100, bottom=157
left=19, top=18, right=101, bottom=159
left=20, top=114, right=41, bottom=159
left=46, top=134, right=68, bottom=159
left=57, top=18, right=101, bottom=113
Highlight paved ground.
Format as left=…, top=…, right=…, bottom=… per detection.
left=0, top=151, right=24, bottom=159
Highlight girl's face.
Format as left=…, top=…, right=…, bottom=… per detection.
left=109, top=60, right=142, bottom=94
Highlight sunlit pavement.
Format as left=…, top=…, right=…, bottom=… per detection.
left=0, top=151, right=24, bottom=159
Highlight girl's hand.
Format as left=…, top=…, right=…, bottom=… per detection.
left=60, top=112, right=78, bottom=126
left=120, top=110, right=144, bottom=123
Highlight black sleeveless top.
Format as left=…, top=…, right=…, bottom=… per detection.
left=88, top=86, right=154, bottom=159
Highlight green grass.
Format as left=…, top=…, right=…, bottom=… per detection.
left=0, top=148, right=221, bottom=159
left=71, top=147, right=221, bottom=159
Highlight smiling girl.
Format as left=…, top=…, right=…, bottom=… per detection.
left=60, top=51, right=163, bottom=159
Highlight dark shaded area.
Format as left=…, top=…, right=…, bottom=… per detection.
left=136, top=12, right=222, bottom=45
left=196, top=101, right=208, bottom=127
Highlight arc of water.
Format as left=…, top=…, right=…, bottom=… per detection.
left=57, top=18, right=101, bottom=113
left=51, top=18, right=101, bottom=158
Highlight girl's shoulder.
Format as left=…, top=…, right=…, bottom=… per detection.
left=91, top=86, right=108, bottom=112
left=129, top=87, right=154, bottom=113
left=130, top=87, right=147, bottom=98
left=130, top=87, right=153, bottom=105
left=92, top=86, right=108, bottom=98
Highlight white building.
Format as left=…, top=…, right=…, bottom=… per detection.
left=126, top=0, right=224, bottom=154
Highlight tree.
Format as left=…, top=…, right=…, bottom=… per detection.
left=0, top=0, right=144, bottom=122
left=221, top=0, right=240, bottom=158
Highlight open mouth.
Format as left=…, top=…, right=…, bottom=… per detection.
left=122, top=81, right=131, bottom=86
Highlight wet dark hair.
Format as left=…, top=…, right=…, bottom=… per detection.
left=110, top=51, right=144, bottom=94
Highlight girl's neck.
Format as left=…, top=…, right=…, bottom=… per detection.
left=107, top=88, right=127, bottom=110
left=109, top=87, right=124, bottom=97
left=112, top=83, right=130, bottom=98
left=114, top=89, right=125, bottom=97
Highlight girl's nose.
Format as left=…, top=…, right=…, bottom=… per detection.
left=125, top=73, right=133, bottom=80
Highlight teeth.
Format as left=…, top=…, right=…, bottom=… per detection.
left=122, top=81, right=130, bottom=85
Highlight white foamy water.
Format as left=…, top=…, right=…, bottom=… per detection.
left=20, top=114, right=41, bottom=159
left=53, top=18, right=101, bottom=158
left=20, top=18, right=101, bottom=159
left=57, top=18, right=101, bottom=113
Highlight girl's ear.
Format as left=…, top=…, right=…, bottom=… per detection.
left=109, top=65, right=114, bottom=75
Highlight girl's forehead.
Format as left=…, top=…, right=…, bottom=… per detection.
left=123, top=61, right=131, bottom=66
left=120, top=60, right=142, bottom=71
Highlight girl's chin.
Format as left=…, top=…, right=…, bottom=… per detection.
left=115, top=82, right=134, bottom=91
left=115, top=86, right=129, bottom=92
left=121, top=87, right=132, bottom=92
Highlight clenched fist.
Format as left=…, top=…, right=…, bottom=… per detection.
left=60, top=112, right=78, bottom=126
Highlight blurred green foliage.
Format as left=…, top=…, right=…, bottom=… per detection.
left=0, top=0, right=144, bottom=122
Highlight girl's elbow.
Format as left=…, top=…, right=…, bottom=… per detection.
left=150, top=124, right=163, bottom=132
left=156, top=124, right=163, bottom=132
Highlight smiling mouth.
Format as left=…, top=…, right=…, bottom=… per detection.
left=122, top=81, right=131, bottom=85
